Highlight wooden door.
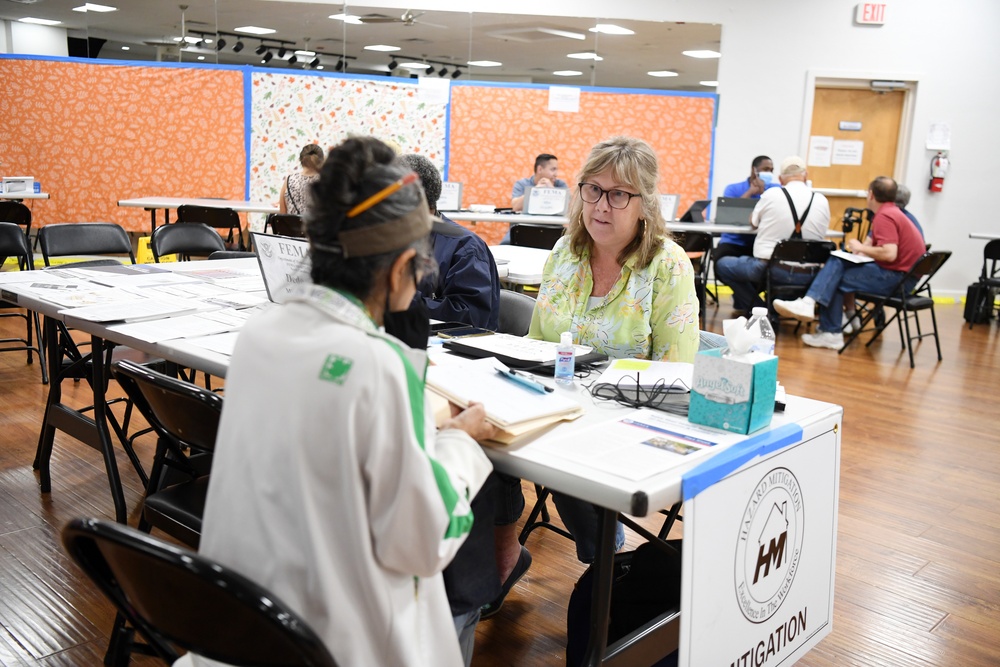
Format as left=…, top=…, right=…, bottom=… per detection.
left=808, top=87, right=905, bottom=231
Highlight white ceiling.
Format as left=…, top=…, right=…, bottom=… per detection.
left=0, top=1, right=721, bottom=90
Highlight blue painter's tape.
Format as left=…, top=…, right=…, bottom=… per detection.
left=682, top=423, right=803, bottom=502
left=243, top=67, right=252, bottom=200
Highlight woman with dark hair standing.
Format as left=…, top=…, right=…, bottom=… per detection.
left=278, top=143, right=324, bottom=214
left=184, top=137, right=495, bottom=667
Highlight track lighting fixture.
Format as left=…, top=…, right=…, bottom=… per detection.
left=215, top=37, right=226, bottom=50
left=309, top=56, right=321, bottom=68
left=232, top=39, right=244, bottom=53
left=451, top=69, right=461, bottom=79
left=425, top=64, right=435, bottom=75
left=277, top=46, right=287, bottom=58
left=388, top=58, right=398, bottom=70
left=255, top=43, right=267, bottom=56
left=335, top=59, right=345, bottom=71
left=262, top=50, right=273, bottom=63
left=288, top=54, right=298, bottom=65
left=438, top=67, right=448, bottom=77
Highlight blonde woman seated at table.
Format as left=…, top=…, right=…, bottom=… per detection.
left=278, top=143, right=324, bottom=215
left=488, top=137, right=699, bottom=618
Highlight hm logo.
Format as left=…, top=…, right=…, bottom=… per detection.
left=754, top=501, right=788, bottom=584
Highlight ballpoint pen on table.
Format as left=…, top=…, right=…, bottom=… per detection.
left=495, top=367, right=554, bottom=394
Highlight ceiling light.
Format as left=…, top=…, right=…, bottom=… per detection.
left=567, top=52, right=603, bottom=61
left=438, top=67, right=448, bottom=77
left=174, top=36, right=200, bottom=44
left=589, top=24, right=634, bottom=35
left=451, top=69, right=462, bottom=79
left=467, top=60, right=502, bottom=67
left=288, top=54, right=298, bottom=65
left=700, top=80, right=719, bottom=87
left=120, top=45, right=130, bottom=51
left=537, top=28, right=585, bottom=40
left=255, top=44, right=268, bottom=56
left=329, top=13, right=363, bottom=25
left=277, top=47, right=287, bottom=58
left=399, top=62, right=427, bottom=69
left=388, top=58, right=398, bottom=70
left=364, top=44, right=401, bottom=52
left=203, top=38, right=213, bottom=45
left=316, top=65, right=324, bottom=70
left=232, top=40, right=244, bottom=53
left=234, top=26, right=276, bottom=36
left=262, top=51, right=273, bottom=63
left=73, top=3, right=118, bottom=12
left=18, top=18, right=63, bottom=26
left=215, top=38, right=226, bottom=50
left=309, top=57, right=321, bottom=68
left=425, top=65, right=435, bottom=75
left=335, top=60, right=345, bottom=71
left=647, top=70, right=679, bottom=78
left=683, top=50, right=721, bottom=59
left=294, top=50, right=316, bottom=57
left=553, top=70, right=583, bottom=76
left=197, top=55, right=205, bottom=61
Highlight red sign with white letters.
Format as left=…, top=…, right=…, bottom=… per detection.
left=855, top=3, right=887, bottom=25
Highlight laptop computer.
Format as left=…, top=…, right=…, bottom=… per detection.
left=714, top=197, right=757, bottom=225
left=678, top=200, right=710, bottom=222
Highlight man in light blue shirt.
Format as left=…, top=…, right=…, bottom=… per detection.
left=501, top=153, right=568, bottom=244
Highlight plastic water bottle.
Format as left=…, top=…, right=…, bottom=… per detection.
left=747, top=307, right=776, bottom=355
left=554, top=331, right=576, bottom=385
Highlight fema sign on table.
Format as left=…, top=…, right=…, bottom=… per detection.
left=678, top=422, right=840, bottom=666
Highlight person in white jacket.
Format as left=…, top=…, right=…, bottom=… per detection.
left=176, top=136, right=496, bottom=667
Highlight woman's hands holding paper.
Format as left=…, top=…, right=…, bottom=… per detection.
left=444, top=401, right=498, bottom=443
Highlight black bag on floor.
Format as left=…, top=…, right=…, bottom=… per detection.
left=964, top=283, right=991, bottom=324
left=566, top=540, right=682, bottom=667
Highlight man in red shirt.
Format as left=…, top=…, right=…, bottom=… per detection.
left=773, top=176, right=926, bottom=349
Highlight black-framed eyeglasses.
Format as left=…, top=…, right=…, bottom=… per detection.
left=578, top=182, right=642, bottom=210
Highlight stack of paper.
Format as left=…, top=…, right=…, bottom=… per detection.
left=426, top=361, right=584, bottom=445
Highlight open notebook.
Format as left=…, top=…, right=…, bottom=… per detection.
left=426, top=360, right=584, bottom=445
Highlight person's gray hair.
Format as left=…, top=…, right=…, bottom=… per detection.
left=400, top=154, right=442, bottom=212
left=895, top=184, right=911, bottom=208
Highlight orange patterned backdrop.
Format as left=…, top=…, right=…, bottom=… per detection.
left=448, top=85, right=716, bottom=245
left=0, top=58, right=245, bottom=233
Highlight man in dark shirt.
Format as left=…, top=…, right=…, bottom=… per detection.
left=401, top=154, right=501, bottom=330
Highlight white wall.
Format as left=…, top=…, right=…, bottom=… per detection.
left=372, top=0, right=1000, bottom=294
left=8, top=22, right=68, bottom=57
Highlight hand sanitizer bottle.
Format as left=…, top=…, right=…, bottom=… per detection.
left=554, top=331, right=576, bottom=385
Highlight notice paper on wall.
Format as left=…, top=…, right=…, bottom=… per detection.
left=548, top=86, right=580, bottom=113
left=831, top=140, right=864, bottom=165
left=926, top=121, right=951, bottom=150
left=807, top=136, right=833, bottom=167
left=418, top=77, right=451, bottom=105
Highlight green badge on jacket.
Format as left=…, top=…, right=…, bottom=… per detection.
left=319, top=354, right=353, bottom=384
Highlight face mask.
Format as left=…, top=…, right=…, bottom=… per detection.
left=383, top=299, right=431, bottom=349
left=758, top=171, right=776, bottom=186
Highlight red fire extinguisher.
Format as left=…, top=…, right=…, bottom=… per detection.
left=929, top=151, right=948, bottom=192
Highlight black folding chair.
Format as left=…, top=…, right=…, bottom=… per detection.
left=0, top=201, right=33, bottom=268
left=264, top=213, right=306, bottom=238
left=176, top=204, right=244, bottom=250
left=672, top=231, right=714, bottom=327
left=497, top=288, right=536, bottom=336
left=150, top=222, right=226, bottom=262
left=0, top=222, right=47, bottom=382
left=968, top=239, right=1000, bottom=329
left=510, top=223, right=564, bottom=250
left=839, top=251, right=952, bottom=368
left=62, top=518, right=339, bottom=667
left=765, top=240, right=835, bottom=330
left=209, top=250, right=258, bottom=260
left=38, top=222, right=135, bottom=266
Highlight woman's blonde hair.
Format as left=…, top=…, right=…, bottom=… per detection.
left=567, top=136, right=668, bottom=268
left=300, top=144, right=325, bottom=172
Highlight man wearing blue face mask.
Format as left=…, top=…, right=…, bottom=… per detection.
left=714, top=156, right=779, bottom=268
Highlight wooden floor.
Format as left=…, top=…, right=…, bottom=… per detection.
left=0, top=302, right=998, bottom=665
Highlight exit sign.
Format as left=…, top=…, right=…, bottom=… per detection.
left=855, top=3, right=887, bottom=24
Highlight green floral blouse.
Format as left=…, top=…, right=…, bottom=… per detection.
left=527, top=236, right=700, bottom=362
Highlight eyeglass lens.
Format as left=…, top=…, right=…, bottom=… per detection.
left=579, top=183, right=636, bottom=209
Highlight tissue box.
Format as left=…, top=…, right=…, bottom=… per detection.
left=688, top=348, right=778, bottom=434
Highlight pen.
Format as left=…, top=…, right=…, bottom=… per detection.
left=495, top=368, right=554, bottom=394
left=347, top=172, right=419, bottom=218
